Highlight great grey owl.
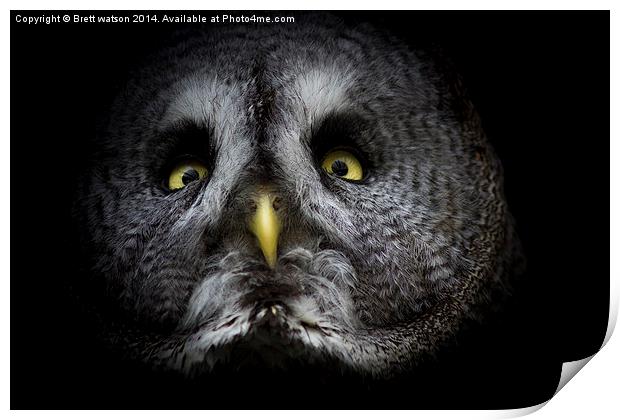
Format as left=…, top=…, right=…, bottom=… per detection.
left=74, top=14, right=522, bottom=386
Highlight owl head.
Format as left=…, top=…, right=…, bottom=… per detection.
left=75, top=15, right=521, bottom=380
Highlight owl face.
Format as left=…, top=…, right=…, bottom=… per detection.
left=77, top=19, right=518, bottom=377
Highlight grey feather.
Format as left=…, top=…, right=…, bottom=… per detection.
left=74, top=15, right=523, bottom=378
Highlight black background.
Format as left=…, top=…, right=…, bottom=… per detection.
left=10, top=10, right=609, bottom=409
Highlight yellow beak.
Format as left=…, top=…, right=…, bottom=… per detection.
left=249, top=193, right=280, bottom=269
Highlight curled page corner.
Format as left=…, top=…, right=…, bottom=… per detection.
left=494, top=300, right=616, bottom=418
left=552, top=288, right=618, bottom=396
left=553, top=293, right=618, bottom=395
left=493, top=355, right=598, bottom=419
left=493, top=401, right=548, bottom=418
left=555, top=355, right=595, bottom=395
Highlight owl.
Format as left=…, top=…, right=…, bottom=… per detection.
left=74, top=14, right=522, bottom=387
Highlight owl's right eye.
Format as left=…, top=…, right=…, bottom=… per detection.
left=166, top=158, right=209, bottom=191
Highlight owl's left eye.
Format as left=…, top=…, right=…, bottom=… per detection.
left=321, top=149, right=364, bottom=181
left=167, top=158, right=209, bottom=190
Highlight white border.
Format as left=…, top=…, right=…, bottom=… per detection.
left=2, top=0, right=619, bottom=10
left=3, top=1, right=617, bottom=418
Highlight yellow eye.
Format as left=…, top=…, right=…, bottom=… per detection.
left=167, top=158, right=209, bottom=190
left=321, top=149, right=364, bottom=181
